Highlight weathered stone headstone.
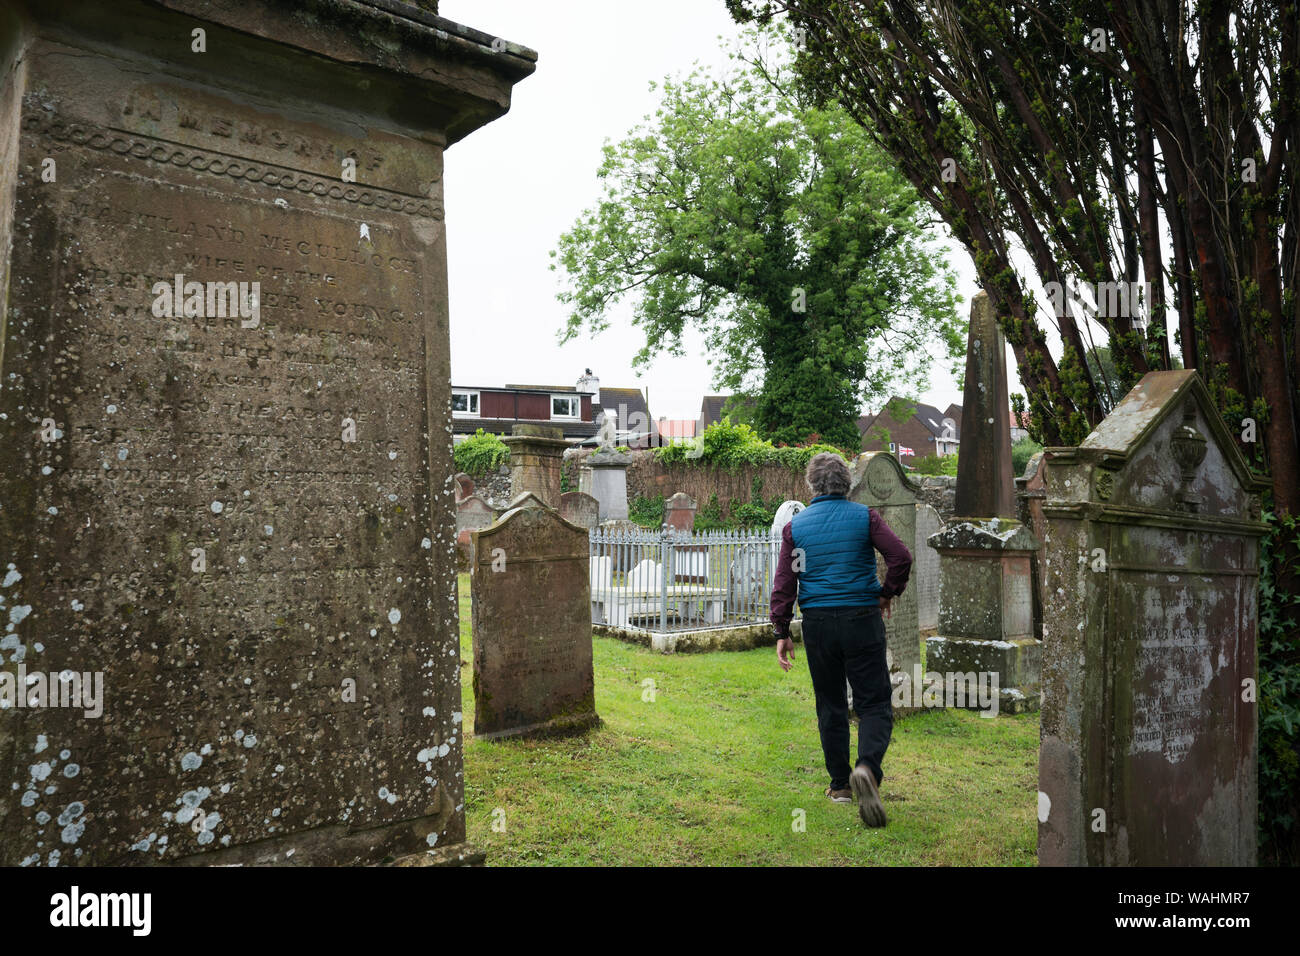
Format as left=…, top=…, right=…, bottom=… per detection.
left=502, top=424, right=567, bottom=509
left=627, top=559, right=663, bottom=593
left=454, top=472, right=477, bottom=503
left=455, top=495, right=497, bottom=569
left=469, top=495, right=598, bottom=740
left=664, top=492, right=697, bottom=532
left=1038, top=370, right=1267, bottom=866
left=559, top=491, right=599, bottom=531
left=580, top=448, right=631, bottom=521
left=927, top=292, right=1040, bottom=712
left=1015, top=452, right=1047, bottom=640
left=770, top=499, right=805, bottom=589
left=848, top=452, right=921, bottom=713
left=915, top=504, right=943, bottom=635
left=771, top=499, right=805, bottom=533
left=0, top=0, right=532, bottom=866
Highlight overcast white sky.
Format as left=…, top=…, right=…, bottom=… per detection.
left=439, top=0, right=979, bottom=421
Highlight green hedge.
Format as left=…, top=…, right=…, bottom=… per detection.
left=654, top=421, right=850, bottom=471
left=453, top=428, right=509, bottom=478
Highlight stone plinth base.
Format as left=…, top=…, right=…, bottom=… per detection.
left=926, top=518, right=1041, bottom=712
left=390, top=842, right=487, bottom=867
left=924, top=635, right=1041, bottom=713
left=472, top=712, right=601, bottom=742
left=502, top=425, right=568, bottom=508
left=593, top=619, right=803, bottom=653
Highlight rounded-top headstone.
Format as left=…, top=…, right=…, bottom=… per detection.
left=771, top=499, right=805, bottom=533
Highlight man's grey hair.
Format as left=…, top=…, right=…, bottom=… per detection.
left=805, top=452, right=851, bottom=497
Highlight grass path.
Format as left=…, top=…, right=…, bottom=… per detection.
left=458, top=575, right=1038, bottom=865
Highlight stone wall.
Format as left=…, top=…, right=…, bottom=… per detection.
left=917, top=476, right=958, bottom=522
left=472, top=468, right=513, bottom=511
left=624, top=451, right=809, bottom=514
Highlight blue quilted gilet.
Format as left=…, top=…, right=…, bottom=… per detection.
left=788, top=494, right=881, bottom=608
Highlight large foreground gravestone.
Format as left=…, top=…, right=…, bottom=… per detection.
left=848, top=453, right=921, bottom=713
left=0, top=0, right=533, bottom=866
left=1038, top=370, right=1267, bottom=866
left=469, top=495, right=599, bottom=740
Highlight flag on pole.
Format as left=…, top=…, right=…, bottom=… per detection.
left=898, top=446, right=915, bottom=457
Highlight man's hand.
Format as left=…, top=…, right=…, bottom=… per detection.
left=880, top=597, right=893, bottom=619
left=776, top=637, right=796, bottom=672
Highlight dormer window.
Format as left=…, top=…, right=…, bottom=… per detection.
left=551, top=395, right=579, bottom=420
left=452, top=390, right=479, bottom=417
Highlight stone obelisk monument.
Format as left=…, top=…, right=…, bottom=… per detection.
left=926, top=292, right=1041, bottom=712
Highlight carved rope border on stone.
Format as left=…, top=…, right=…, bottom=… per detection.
left=21, top=114, right=445, bottom=220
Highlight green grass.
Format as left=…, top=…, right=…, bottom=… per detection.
left=458, top=574, right=1039, bottom=865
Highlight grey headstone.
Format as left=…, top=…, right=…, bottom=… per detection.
left=915, top=504, right=943, bottom=634
left=848, top=452, right=921, bottom=712
left=1037, top=370, right=1267, bottom=866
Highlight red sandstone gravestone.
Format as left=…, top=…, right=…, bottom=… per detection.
left=469, top=495, right=599, bottom=740
left=0, top=0, right=532, bottom=866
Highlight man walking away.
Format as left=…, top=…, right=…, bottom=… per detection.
left=770, top=453, right=912, bottom=828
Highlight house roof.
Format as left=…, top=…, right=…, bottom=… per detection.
left=451, top=417, right=598, bottom=439
left=857, top=399, right=962, bottom=441
left=699, top=395, right=727, bottom=428
left=454, top=384, right=595, bottom=397
left=698, top=394, right=757, bottom=428
left=594, top=387, right=653, bottom=433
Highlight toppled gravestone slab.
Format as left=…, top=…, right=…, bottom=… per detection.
left=1037, top=370, right=1268, bottom=866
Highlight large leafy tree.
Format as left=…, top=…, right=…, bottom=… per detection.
left=551, top=30, right=962, bottom=448
left=727, top=0, right=1297, bottom=516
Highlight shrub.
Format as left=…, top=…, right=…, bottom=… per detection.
left=454, top=428, right=508, bottom=477
left=1012, top=437, right=1044, bottom=476
left=628, top=494, right=664, bottom=529
left=695, top=493, right=728, bottom=531
left=730, top=501, right=775, bottom=528
left=911, top=452, right=959, bottom=476
left=654, top=420, right=851, bottom=471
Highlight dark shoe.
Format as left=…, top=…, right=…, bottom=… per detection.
left=825, top=786, right=852, bottom=804
left=850, top=765, right=886, bottom=828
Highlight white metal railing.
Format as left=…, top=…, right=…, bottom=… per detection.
left=588, top=526, right=781, bottom=633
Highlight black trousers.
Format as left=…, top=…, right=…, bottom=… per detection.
left=801, top=605, right=893, bottom=790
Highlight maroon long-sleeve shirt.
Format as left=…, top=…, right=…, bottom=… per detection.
left=769, top=508, right=912, bottom=638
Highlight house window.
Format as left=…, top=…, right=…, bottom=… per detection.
left=551, top=395, right=579, bottom=420
left=889, top=442, right=896, bottom=453
left=451, top=390, right=479, bottom=417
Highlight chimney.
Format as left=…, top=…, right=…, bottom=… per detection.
left=576, top=368, right=600, bottom=396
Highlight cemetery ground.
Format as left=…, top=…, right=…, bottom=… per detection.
left=456, top=575, right=1038, bottom=865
